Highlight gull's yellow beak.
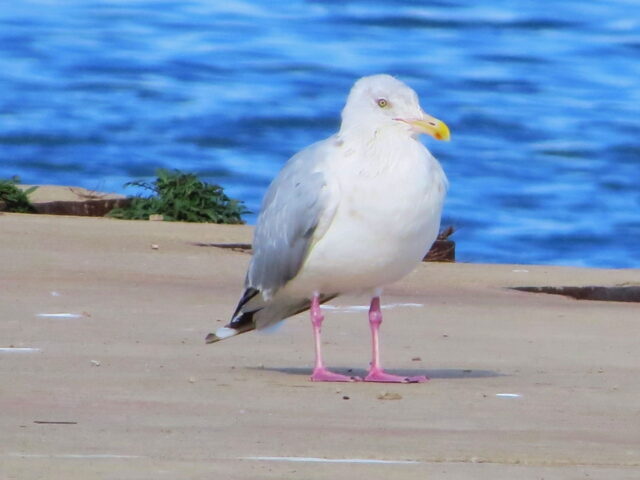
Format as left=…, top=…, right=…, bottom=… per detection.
left=407, top=114, right=451, bottom=141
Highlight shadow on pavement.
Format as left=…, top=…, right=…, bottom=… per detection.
left=252, top=366, right=503, bottom=379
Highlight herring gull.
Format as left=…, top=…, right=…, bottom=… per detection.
left=206, top=74, right=450, bottom=383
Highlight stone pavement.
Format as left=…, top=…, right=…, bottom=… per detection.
left=1, top=213, right=639, bottom=479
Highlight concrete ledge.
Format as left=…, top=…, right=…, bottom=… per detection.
left=1, top=213, right=638, bottom=479
left=15, top=184, right=130, bottom=216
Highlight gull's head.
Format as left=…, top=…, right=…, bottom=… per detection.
left=340, top=74, right=450, bottom=141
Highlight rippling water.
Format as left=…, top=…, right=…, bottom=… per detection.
left=1, top=0, right=639, bottom=268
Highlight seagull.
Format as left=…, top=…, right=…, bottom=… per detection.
left=206, top=74, right=450, bottom=383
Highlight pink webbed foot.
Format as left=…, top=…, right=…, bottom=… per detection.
left=364, top=297, right=428, bottom=383
left=364, top=367, right=429, bottom=383
left=310, top=367, right=361, bottom=382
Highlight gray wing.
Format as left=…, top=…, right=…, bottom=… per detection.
left=246, top=139, right=334, bottom=299
left=205, top=138, right=338, bottom=342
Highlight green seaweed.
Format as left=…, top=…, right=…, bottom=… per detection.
left=0, top=177, right=37, bottom=213
left=108, top=169, right=248, bottom=224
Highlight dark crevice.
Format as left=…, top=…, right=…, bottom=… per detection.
left=512, top=286, right=640, bottom=303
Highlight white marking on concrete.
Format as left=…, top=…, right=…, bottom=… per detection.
left=36, top=313, right=84, bottom=319
left=50, top=291, right=61, bottom=296
left=9, top=453, right=142, bottom=459
left=243, top=456, right=420, bottom=464
left=511, top=269, right=529, bottom=273
left=322, top=303, right=423, bottom=313
left=384, top=302, right=423, bottom=309
left=496, top=393, right=522, bottom=398
left=0, top=347, right=41, bottom=353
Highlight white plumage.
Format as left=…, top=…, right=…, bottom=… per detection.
left=207, top=74, right=450, bottom=383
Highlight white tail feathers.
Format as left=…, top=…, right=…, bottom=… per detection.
left=205, top=326, right=239, bottom=344
left=215, top=327, right=239, bottom=339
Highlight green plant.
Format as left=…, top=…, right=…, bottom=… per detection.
left=0, top=177, right=37, bottom=213
left=108, top=169, right=248, bottom=224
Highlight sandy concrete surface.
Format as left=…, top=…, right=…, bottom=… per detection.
left=17, top=185, right=126, bottom=202
left=1, top=213, right=639, bottom=479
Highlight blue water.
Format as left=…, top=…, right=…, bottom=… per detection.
left=1, top=0, right=639, bottom=268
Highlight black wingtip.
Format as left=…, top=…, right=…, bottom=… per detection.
left=231, top=287, right=260, bottom=319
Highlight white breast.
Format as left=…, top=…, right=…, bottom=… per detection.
left=293, top=133, right=447, bottom=295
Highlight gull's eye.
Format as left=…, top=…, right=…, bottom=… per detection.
left=377, top=98, right=389, bottom=108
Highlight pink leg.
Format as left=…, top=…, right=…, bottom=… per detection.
left=309, top=294, right=360, bottom=382
left=364, top=297, right=428, bottom=383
